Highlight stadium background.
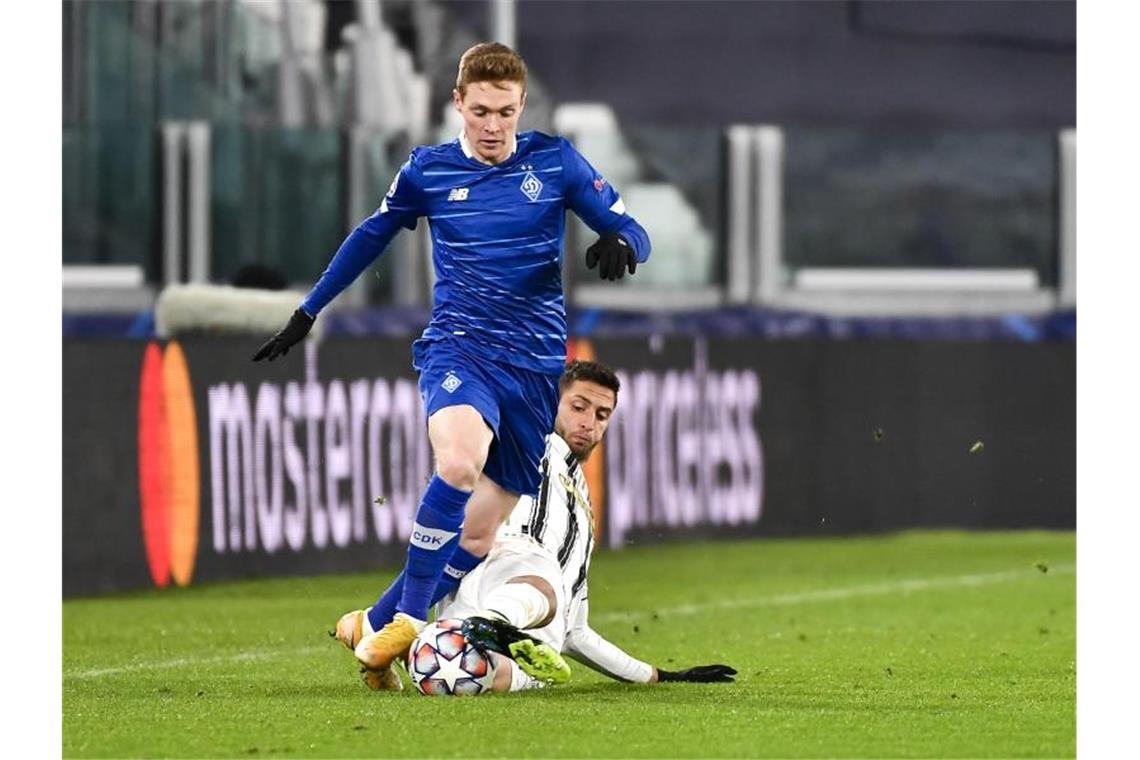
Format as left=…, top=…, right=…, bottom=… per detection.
left=56, top=1, right=1084, bottom=756
left=62, top=0, right=1075, bottom=595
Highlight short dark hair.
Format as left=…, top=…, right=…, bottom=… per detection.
left=559, top=359, right=620, bottom=400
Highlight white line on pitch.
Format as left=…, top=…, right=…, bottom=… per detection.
left=64, top=645, right=329, bottom=681
left=65, top=565, right=1072, bottom=681
left=591, top=564, right=1074, bottom=623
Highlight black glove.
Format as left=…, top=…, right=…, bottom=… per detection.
left=585, top=233, right=637, bottom=281
left=252, top=308, right=314, bottom=362
left=657, top=664, right=737, bottom=683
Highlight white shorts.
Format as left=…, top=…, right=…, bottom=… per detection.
left=437, top=535, right=568, bottom=652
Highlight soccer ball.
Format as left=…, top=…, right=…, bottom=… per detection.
left=406, top=618, right=497, bottom=696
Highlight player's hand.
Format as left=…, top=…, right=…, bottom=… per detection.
left=585, top=233, right=637, bottom=281
left=656, top=664, right=737, bottom=683
left=252, top=308, right=314, bottom=362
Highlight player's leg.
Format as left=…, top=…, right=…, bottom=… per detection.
left=400, top=402, right=494, bottom=616
left=352, top=356, right=558, bottom=685
left=460, top=476, right=525, bottom=556
left=432, top=556, right=540, bottom=693
left=456, top=367, right=566, bottom=682
left=427, top=474, right=520, bottom=605
left=463, top=614, right=570, bottom=684
left=351, top=346, right=504, bottom=687
left=460, top=542, right=571, bottom=685
left=434, top=362, right=561, bottom=606
left=355, top=403, right=492, bottom=673
left=345, top=472, right=512, bottom=648
left=490, top=653, right=545, bottom=693
left=336, top=469, right=509, bottom=652
left=406, top=362, right=558, bottom=615
left=438, top=538, right=570, bottom=687
left=347, top=448, right=496, bottom=675
left=483, top=575, right=558, bottom=629
left=464, top=578, right=569, bottom=684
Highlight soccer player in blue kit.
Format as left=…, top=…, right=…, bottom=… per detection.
left=253, top=42, right=651, bottom=690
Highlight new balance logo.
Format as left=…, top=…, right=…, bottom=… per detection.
left=520, top=172, right=543, bottom=201
left=443, top=565, right=468, bottom=580
left=442, top=372, right=462, bottom=393
left=447, top=187, right=469, bottom=201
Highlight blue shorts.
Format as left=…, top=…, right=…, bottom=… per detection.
left=413, top=339, right=560, bottom=498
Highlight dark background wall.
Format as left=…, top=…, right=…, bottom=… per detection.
left=719, top=340, right=1075, bottom=534
left=63, top=336, right=1074, bottom=596
left=447, top=0, right=1075, bottom=127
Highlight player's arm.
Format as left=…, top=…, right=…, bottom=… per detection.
left=252, top=155, right=426, bottom=361
left=560, top=139, right=651, bottom=281
left=561, top=593, right=655, bottom=682
left=561, top=589, right=736, bottom=684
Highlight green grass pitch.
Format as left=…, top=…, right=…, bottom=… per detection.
left=63, top=530, right=1074, bottom=758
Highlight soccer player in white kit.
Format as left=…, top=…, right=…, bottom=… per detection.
left=443, top=360, right=737, bottom=692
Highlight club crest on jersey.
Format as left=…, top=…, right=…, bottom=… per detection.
left=447, top=187, right=469, bottom=201
left=520, top=171, right=543, bottom=202
left=559, top=472, right=589, bottom=506
left=593, top=176, right=607, bottom=192
left=442, top=372, right=462, bottom=393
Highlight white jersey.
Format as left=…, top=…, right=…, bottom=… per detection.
left=493, top=433, right=654, bottom=684
left=499, top=432, right=594, bottom=608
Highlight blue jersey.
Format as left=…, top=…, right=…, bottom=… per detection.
left=301, top=130, right=651, bottom=374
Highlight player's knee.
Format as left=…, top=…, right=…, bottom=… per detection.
left=458, top=530, right=495, bottom=557
left=508, top=576, right=557, bottom=627
left=435, top=456, right=482, bottom=491
left=457, top=489, right=509, bottom=555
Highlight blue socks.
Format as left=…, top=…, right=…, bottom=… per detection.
left=435, top=545, right=486, bottom=603
left=367, top=569, right=405, bottom=632
left=366, top=544, right=486, bottom=632
left=396, top=476, right=472, bottom=621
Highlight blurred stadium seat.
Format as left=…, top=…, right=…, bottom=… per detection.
left=62, top=0, right=1075, bottom=320
left=554, top=103, right=715, bottom=292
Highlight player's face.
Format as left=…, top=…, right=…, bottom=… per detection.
left=453, top=81, right=526, bottom=165
left=554, top=380, right=617, bottom=462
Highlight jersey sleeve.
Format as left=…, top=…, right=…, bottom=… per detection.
left=300, top=154, right=426, bottom=315
left=562, top=590, right=655, bottom=683
left=559, top=138, right=651, bottom=264
left=377, top=153, right=427, bottom=231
